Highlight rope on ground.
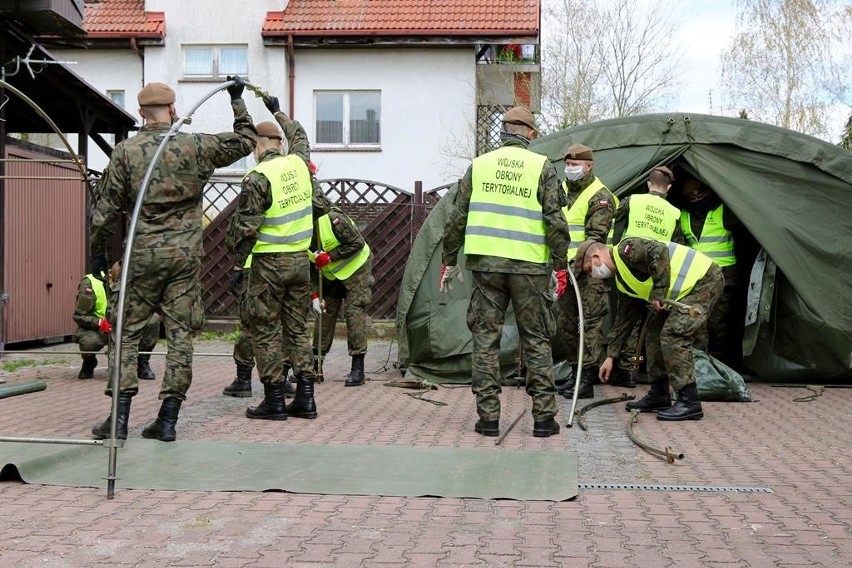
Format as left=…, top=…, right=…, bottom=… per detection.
left=793, top=385, right=824, bottom=402
left=626, top=409, right=685, bottom=464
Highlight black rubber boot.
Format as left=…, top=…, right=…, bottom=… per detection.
left=609, top=367, right=637, bottom=388
left=555, top=366, right=576, bottom=396
left=657, top=383, right=704, bottom=421
left=223, top=363, right=253, bottom=397
left=286, top=375, right=318, bottom=419
left=626, top=379, right=671, bottom=412
left=281, top=363, right=296, bottom=397
left=137, top=355, right=156, bottom=380
left=141, top=397, right=182, bottom=442
left=560, top=365, right=595, bottom=399
left=533, top=417, right=561, bottom=438
left=246, top=382, right=288, bottom=420
left=91, top=392, right=133, bottom=440
left=344, top=354, right=366, bottom=387
left=474, top=418, right=499, bottom=437
left=78, top=355, right=97, bottom=379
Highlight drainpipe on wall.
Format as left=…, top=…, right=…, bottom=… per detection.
left=287, top=35, right=295, bottom=118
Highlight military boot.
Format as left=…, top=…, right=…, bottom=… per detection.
left=223, top=363, right=253, bottom=397
left=91, top=392, right=133, bottom=440
left=625, top=379, right=671, bottom=412
left=474, top=418, right=499, bottom=437
left=137, top=355, right=156, bottom=380
left=560, top=365, right=595, bottom=399
left=344, top=354, right=366, bottom=387
left=78, top=355, right=97, bottom=379
left=281, top=363, right=296, bottom=397
left=286, top=374, right=318, bottom=419
left=555, top=365, right=576, bottom=396
left=533, top=417, right=561, bottom=438
left=609, top=367, right=637, bottom=388
left=141, top=397, right=182, bottom=442
left=657, top=383, right=704, bottom=421
left=246, top=382, right=287, bottom=420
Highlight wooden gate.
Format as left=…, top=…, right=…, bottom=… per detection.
left=200, top=179, right=452, bottom=320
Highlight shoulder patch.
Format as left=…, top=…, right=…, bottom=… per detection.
left=622, top=244, right=631, bottom=255
left=84, top=288, right=93, bottom=294
left=598, top=200, right=609, bottom=206
left=332, top=217, right=341, bottom=225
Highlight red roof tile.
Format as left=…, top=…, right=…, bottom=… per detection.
left=83, top=0, right=164, bottom=38
left=263, top=0, right=539, bottom=37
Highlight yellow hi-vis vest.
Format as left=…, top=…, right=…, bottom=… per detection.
left=561, top=177, right=619, bottom=258
left=464, top=146, right=549, bottom=264
left=308, top=214, right=371, bottom=281
left=613, top=242, right=714, bottom=301
left=680, top=205, right=736, bottom=267
left=622, top=193, right=680, bottom=242
left=85, top=274, right=108, bottom=319
left=251, top=155, right=313, bottom=254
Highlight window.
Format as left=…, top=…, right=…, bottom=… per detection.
left=314, top=91, right=381, bottom=148
left=107, top=90, right=125, bottom=108
left=183, top=46, right=248, bottom=80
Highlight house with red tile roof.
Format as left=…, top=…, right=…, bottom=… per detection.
left=43, top=0, right=541, bottom=189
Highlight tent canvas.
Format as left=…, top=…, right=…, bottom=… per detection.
left=397, top=113, right=852, bottom=382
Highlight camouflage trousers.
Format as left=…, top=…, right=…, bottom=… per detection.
left=107, top=257, right=204, bottom=399
left=233, top=271, right=254, bottom=368
left=246, top=252, right=315, bottom=384
left=699, top=282, right=737, bottom=362
left=74, top=316, right=159, bottom=357
left=552, top=272, right=609, bottom=368
left=467, top=271, right=558, bottom=423
left=313, top=259, right=373, bottom=356
left=646, top=264, right=724, bottom=392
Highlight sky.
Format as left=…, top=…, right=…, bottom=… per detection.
left=670, top=0, right=737, bottom=115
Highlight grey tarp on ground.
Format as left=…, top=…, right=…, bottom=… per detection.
left=398, top=113, right=852, bottom=382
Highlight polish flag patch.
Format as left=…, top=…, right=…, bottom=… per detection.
left=332, top=217, right=341, bottom=225
left=622, top=244, right=631, bottom=254
left=598, top=200, right=609, bottom=206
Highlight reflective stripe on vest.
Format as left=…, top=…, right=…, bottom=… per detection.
left=244, top=254, right=252, bottom=269
left=464, top=146, right=549, bottom=264
left=85, top=274, right=108, bottom=319
left=680, top=205, right=736, bottom=267
left=622, top=194, right=680, bottom=242
left=251, top=155, right=314, bottom=254
left=308, top=214, right=371, bottom=281
left=613, top=242, right=714, bottom=301
left=561, top=177, right=619, bottom=257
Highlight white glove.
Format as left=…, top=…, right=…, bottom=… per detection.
left=439, top=265, right=464, bottom=293
left=311, top=294, right=326, bottom=314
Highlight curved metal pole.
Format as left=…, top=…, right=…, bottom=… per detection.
left=626, top=410, right=685, bottom=464
left=565, top=268, right=584, bottom=427
left=0, top=79, right=95, bottom=198
left=106, top=79, right=241, bottom=499
left=576, top=392, right=634, bottom=432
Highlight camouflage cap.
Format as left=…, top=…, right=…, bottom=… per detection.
left=502, top=106, right=536, bottom=130
left=652, top=165, right=675, bottom=182
left=137, top=82, right=175, bottom=106
left=573, top=239, right=596, bottom=268
left=256, top=121, right=282, bottom=140
left=564, top=143, right=593, bottom=161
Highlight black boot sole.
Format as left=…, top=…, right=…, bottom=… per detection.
left=657, top=411, right=704, bottom=421
left=625, top=405, right=671, bottom=413
left=223, top=390, right=253, bottom=398
left=288, top=411, right=318, bottom=419
left=532, top=428, right=560, bottom=438
left=245, top=411, right=287, bottom=420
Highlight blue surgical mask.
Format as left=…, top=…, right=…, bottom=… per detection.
left=565, top=165, right=586, bottom=181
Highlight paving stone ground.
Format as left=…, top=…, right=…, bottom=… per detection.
left=0, top=338, right=850, bottom=567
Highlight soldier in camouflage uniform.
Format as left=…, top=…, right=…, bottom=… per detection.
left=309, top=193, right=374, bottom=387
left=609, top=166, right=683, bottom=387
left=442, top=107, right=570, bottom=438
left=579, top=238, right=724, bottom=421
left=229, top=95, right=317, bottom=422
left=88, top=78, right=256, bottom=441
left=552, top=143, right=617, bottom=401
left=71, top=263, right=162, bottom=380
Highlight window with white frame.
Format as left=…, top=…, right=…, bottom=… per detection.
left=107, top=90, right=125, bottom=108
left=183, top=45, right=248, bottom=80
left=314, top=91, right=381, bottom=148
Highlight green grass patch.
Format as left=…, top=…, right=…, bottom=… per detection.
left=197, top=328, right=241, bottom=343
left=1, top=358, right=66, bottom=373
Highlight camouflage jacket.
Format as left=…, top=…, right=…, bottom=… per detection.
left=606, top=237, right=679, bottom=357
left=311, top=207, right=366, bottom=262
left=90, top=99, right=256, bottom=261
left=72, top=275, right=104, bottom=331
left=563, top=175, right=617, bottom=246
left=442, top=138, right=570, bottom=274
left=227, top=116, right=313, bottom=268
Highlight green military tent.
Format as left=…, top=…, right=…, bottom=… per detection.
left=396, top=113, right=852, bottom=382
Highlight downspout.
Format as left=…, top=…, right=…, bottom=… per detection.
left=287, top=34, right=295, bottom=118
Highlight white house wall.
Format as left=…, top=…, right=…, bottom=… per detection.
left=294, top=48, right=475, bottom=191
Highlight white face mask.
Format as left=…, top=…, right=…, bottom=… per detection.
left=591, top=262, right=613, bottom=279
left=565, top=165, right=586, bottom=181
